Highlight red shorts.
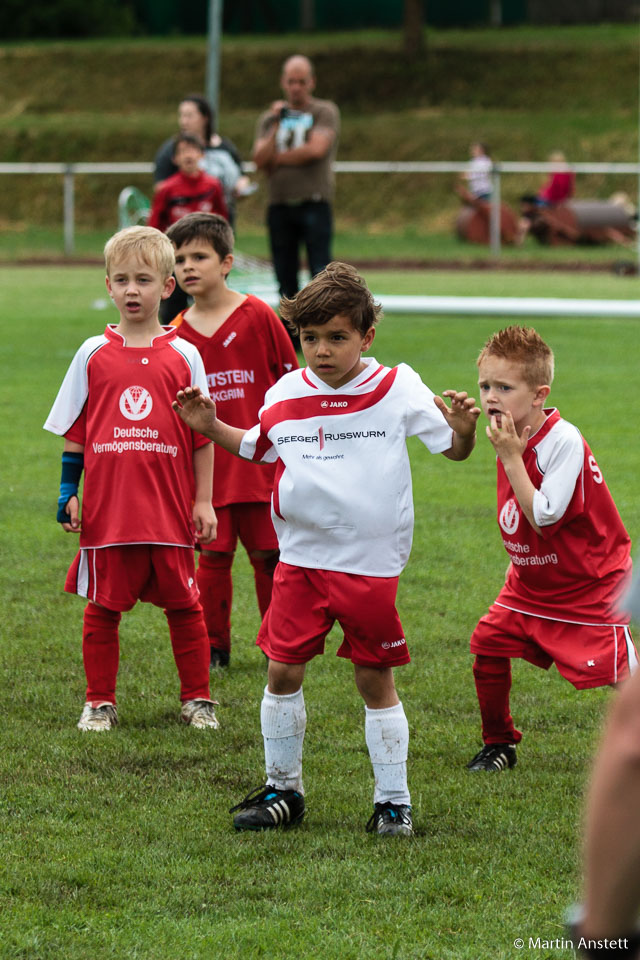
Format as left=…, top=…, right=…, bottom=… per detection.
left=205, top=502, right=277, bottom=555
left=65, top=545, right=200, bottom=612
left=470, top=602, right=637, bottom=689
left=257, top=562, right=409, bottom=667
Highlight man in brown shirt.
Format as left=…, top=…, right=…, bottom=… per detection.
left=253, top=55, right=340, bottom=301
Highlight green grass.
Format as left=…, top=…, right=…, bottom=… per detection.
left=1, top=267, right=639, bottom=959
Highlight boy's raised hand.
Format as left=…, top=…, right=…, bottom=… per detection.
left=434, top=390, right=481, bottom=437
left=173, top=386, right=217, bottom=438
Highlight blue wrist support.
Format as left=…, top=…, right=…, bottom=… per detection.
left=57, top=451, right=84, bottom=523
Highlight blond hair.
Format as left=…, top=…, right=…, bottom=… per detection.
left=477, top=325, right=554, bottom=388
left=104, top=226, right=175, bottom=279
left=279, top=261, right=382, bottom=335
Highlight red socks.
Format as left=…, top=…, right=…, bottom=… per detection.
left=472, top=654, right=522, bottom=745
left=82, top=602, right=121, bottom=705
left=82, top=601, right=210, bottom=705
left=249, top=553, right=278, bottom=618
left=197, top=552, right=233, bottom=653
left=164, top=603, right=211, bottom=701
left=197, top=550, right=278, bottom=653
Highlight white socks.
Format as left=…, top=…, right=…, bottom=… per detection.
left=261, top=686, right=307, bottom=794
left=260, top=689, right=409, bottom=804
left=365, top=702, right=410, bottom=806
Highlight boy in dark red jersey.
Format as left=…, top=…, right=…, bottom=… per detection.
left=44, top=226, right=220, bottom=732
left=166, top=212, right=298, bottom=668
left=148, top=134, right=228, bottom=233
left=468, top=325, right=635, bottom=772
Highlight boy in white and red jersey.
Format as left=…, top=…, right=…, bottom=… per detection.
left=166, top=212, right=298, bottom=668
left=173, top=261, right=480, bottom=836
left=467, top=325, right=635, bottom=772
left=44, top=226, right=220, bottom=733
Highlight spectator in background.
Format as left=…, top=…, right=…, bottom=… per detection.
left=459, top=142, right=493, bottom=202
left=517, top=151, right=575, bottom=243
left=252, top=55, right=340, bottom=303
left=154, top=94, right=251, bottom=230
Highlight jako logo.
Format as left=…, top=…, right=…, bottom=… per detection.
left=499, top=498, right=519, bottom=535
left=382, top=638, right=406, bottom=650
left=119, top=385, right=153, bottom=421
left=321, top=400, right=329, bottom=408
left=222, top=331, right=237, bottom=348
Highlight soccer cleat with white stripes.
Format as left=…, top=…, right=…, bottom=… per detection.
left=366, top=802, right=414, bottom=837
left=467, top=743, right=517, bottom=772
left=77, top=702, right=118, bottom=732
left=180, top=699, right=220, bottom=730
left=230, top=785, right=305, bottom=831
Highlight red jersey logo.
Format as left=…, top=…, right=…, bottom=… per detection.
left=499, top=498, right=519, bottom=535
left=119, top=385, right=153, bottom=422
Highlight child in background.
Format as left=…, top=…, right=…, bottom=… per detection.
left=148, top=134, right=228, bottom=234
left=166, top=212, right=299, bottom=668
left=467, top=325, right=635, bottom=772
left=44, top=226, right=220, bottom=732
left=173, top=261, right=480, bottom=836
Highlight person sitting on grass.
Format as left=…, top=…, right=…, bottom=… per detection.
left=467, top=325, right=635, bottom=773
left=173, top=261, right=480, bottom=836
left=44, top=226, right=220, bottom=733
left=166, top=212, right=298, bottom=669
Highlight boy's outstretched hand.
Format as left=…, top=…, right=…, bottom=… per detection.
left=434, top=390, right=481, bottom=436
left=173, top=386, right=217, bottom=438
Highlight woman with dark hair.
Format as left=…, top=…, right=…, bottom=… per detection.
left=154, top=94, right=251, bottom=229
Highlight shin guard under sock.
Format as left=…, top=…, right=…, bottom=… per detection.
left=165, top=603, right=211, bottom=701
left=365, top=702, right=410, bottom=805
left=197, top=551, right=233, bottom=653
left=82, top=602, right=121, bottom=705
left=473, top=654, right=522, bottom=744
left=249, top=552, right=278, bottom=618
left=261, top=686, right=306, bottom=793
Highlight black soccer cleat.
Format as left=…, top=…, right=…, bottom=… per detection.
left=365, top=802, right=413, bottom=837
left=210, top=646, right=230, bottom=669
left=230, top=784, right=305, bottom=831
left=467, top=742, right=517, bottom=772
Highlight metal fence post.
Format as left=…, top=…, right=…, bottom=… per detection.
left=490, top=164, right=501, bottom=258
left=63, top=165, right=75, bottom=256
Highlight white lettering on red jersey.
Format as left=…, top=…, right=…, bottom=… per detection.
left=173, top=295, right=298, bottom=507
left=494, top=408, right=631, bottom=623
left=44, top=323, right=211, bottom=549
left=238, top=357, right=453, bottom=577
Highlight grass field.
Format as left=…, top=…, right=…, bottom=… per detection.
left=1, top=266, right=639, bottom=960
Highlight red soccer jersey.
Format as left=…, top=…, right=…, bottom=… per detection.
left=173, top=295, right=298, bottom=507
left=44, top=324, right=211, bottom=549
left=494, top=408, right=631, bottom=623
left=148, top=170, right=229, bottom=233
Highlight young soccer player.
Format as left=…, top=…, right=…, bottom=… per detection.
left=148, top=134, right=229, bottom=234
left=166, top=212, right=299, bottom=668
left=467, top=325, right=635, bottom=772
left=44, top=226, right=220, bottom=732
left=173, top=261, right=480, bottom=835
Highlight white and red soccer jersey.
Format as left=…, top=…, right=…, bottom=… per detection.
left=494, top=408, right=631, bottom=623
left=238, top=357, right=453, bottom=577
left=172, top=295, right=298, bottom=507
left=44, top=324, right=211, bottom=549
